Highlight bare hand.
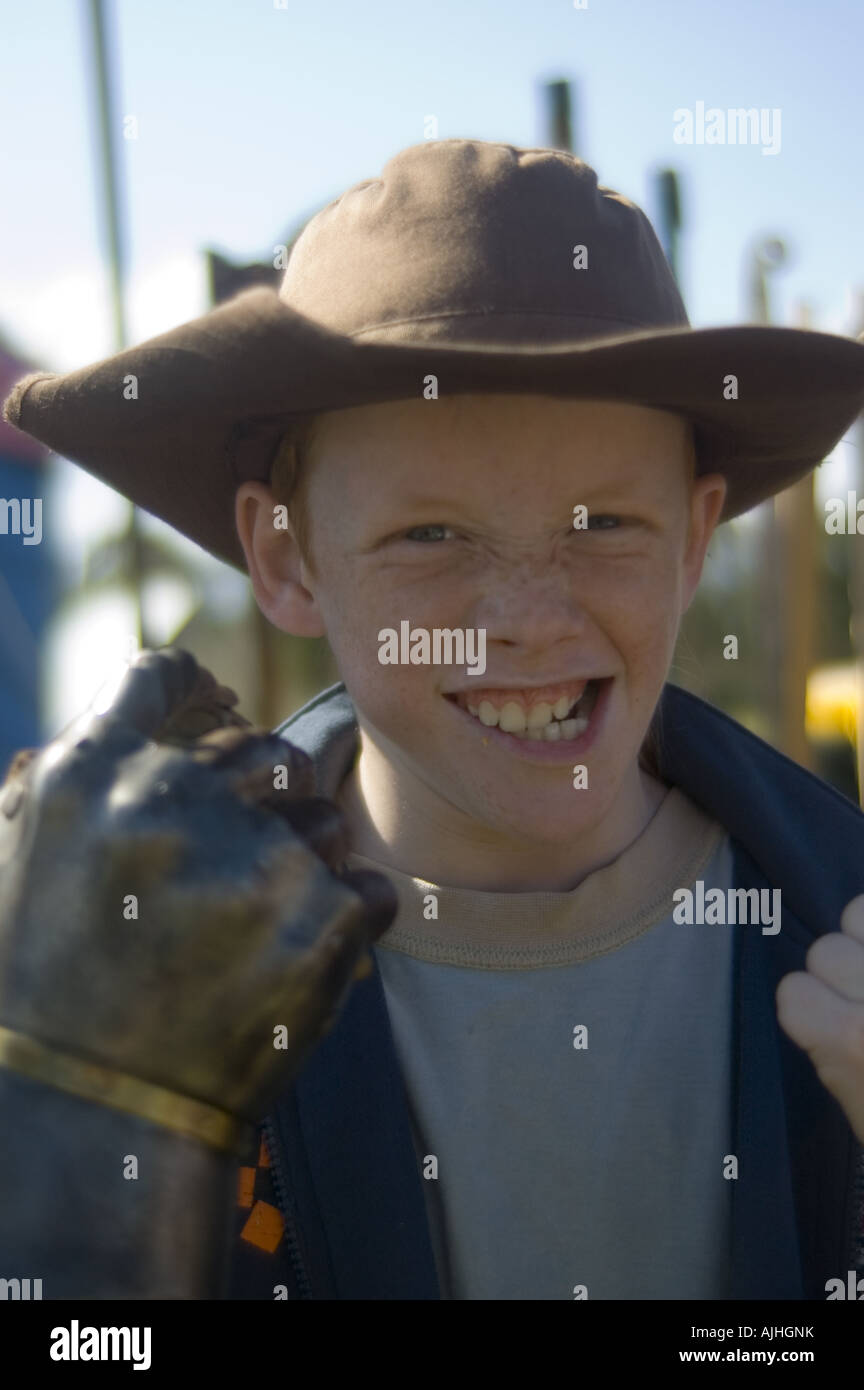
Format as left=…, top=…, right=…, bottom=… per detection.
left=776, top=894, right=864, bottom=1144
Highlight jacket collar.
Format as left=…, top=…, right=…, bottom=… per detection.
left=653, top=682, right=864, bottom=936
left=273, top=681, right=864, bottom=1299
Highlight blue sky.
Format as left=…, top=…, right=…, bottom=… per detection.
left=2, top=0, right=862, bottom=371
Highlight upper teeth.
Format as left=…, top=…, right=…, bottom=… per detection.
left=465, top=691, right=589, bottom=740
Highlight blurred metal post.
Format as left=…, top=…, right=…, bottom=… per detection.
left=749, top=237, right=789, bottom=748
left=852, top=291, right=864, bottom=804
left=655, top=170, right=682, bottom=287
left=84, top=0, right=148, bottom=647
left=544, top=80, right=576, bottom=154
left=774, top=302, right=816, bottom=770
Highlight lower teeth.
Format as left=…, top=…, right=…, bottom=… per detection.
left=515, top=716, right=588, bottom=742
left=470, top=712, right=589, bottom=741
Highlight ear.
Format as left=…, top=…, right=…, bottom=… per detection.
left=681, top=472, right=728, bottom=611
left=234, top=481, right=326, bottom=637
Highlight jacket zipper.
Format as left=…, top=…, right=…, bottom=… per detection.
left=262, top=1114, right=313, bottom=1299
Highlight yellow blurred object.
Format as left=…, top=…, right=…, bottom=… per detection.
left=806, top=663, right=861, bottom=744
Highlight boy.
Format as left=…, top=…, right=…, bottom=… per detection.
left=3, top=139, right=864, bottom=1300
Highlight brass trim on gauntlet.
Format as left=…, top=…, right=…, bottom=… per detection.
left=0, top=1025, right=252, bottom=1155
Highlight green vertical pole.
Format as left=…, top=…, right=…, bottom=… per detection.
left=85, top=0, right=148, bottom=647
left=544, top=80, right=575, bottom=154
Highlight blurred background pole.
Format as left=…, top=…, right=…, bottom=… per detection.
left=84, top=0, right=148, bottom=647
left=749, top=236, right=789, bottom=749
left=750, top=238, right=787, bottom=326
left=774, top=301, right=816, bottom=770
left=656, top=169, right=682, bottom=287
left=544, top=78, right=576, bottom=154
left=852, top=291, right=864, bottom=804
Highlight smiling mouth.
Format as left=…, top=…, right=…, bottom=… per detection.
left=445, top=677, right=608, bottom=742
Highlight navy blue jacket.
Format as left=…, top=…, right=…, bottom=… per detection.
left=227, top=681, right=864, bottom=1300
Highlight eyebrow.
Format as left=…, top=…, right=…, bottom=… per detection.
left=377, top=480, right=648, bottom=512
left=383, top=493, right=462, bottom=508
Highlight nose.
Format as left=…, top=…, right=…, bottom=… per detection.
left=467, top=558, right=594, bottom=653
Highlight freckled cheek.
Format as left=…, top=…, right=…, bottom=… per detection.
left=330, top=567, right=468, bottom=635
left=313, top=574, right=448, bottom=719
left=608, top=572, right=682, bottom=682
left=584, top=557, right=670, bottom=635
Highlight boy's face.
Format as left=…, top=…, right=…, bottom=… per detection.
left=238, top=394, right=726, bottom=860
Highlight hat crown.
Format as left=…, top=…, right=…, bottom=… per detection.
left=279, top=138, right=689, bottom=346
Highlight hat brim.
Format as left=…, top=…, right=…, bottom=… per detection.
left=3, top=285, right=863, bottom=571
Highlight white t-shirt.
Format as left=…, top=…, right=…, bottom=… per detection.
left=348, top=786, right=735, bottom=1300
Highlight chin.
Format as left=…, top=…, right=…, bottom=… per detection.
left=466, top=776, right=622, bottom=846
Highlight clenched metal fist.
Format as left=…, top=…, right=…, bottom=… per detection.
left=0, top=647, right=396, bottom=1124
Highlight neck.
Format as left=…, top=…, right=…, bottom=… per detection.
left=336, top=735, right=669, bottom=892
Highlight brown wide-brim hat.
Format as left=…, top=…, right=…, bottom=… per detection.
left=4, top=138, right=864, bottom=572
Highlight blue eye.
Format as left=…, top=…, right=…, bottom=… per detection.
left=405, top=524, right=452, bottom=542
